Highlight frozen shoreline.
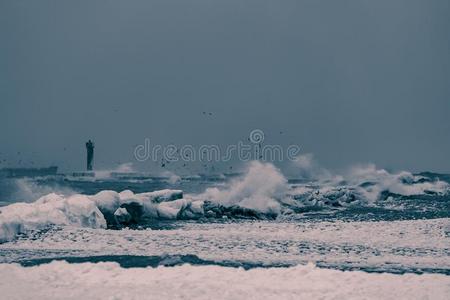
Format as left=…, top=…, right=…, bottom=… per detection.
left=1, top=261, right=449, bottom=300
left=2, top=218, right=449, bottom=274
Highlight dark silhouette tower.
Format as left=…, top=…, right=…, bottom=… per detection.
left=85, top=140, right=94, bottom=171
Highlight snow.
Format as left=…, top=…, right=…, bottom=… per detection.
left=113, top=207, right=132, bottom=224
left=0, top=193, right=106, bottom=243
left=90, top=190, right=121, bottom=214
left=0, top=261, right=448, bottom=300
left=2, top=218, right=449, bottom=273
left=133, top=189, right=183, bottom=203
left=157, top=198, right=190, bottom=219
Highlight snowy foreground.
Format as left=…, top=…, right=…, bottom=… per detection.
left=0, top=261, right=449, bottom=300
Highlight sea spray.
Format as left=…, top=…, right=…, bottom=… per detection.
left=199, top=161, right=288, bottom=215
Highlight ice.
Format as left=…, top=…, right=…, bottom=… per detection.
left=0, top=261, right=448, bottom=300
left=90, top=189, right=185, bottom=223
left=90, top=190, right=121, bottom=213
left=0, top=193, right=106, bottom=243
left=134, top=189, right=184, bottom=203
left=113, top=207, right=132, bottom=224
left=157, top=198, right=190, bottom=219
left=157, top=198, right=205, bottom=220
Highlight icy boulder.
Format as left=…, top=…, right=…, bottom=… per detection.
left=89, top=190, right=122, bottom=225
left=114, top=207, right=132, bottom=224
left=0, top=193, right=106, bottom=243
left=157, top=199, right=190, bottom=219
left=124, top=189, right=184, bottom=223
left=156, top=199, right=204, bottom=220
left=202, top=201, right=274, bottom=219
left=87, top=189, right=185, bottom=226
left=90, top=190, right=121, bottom=213
left=134, top=189, right=183, bottom=203
left=111, top=190, right=203, bottom=222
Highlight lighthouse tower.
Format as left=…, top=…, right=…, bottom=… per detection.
left=85, top=140, right=94, bottom=171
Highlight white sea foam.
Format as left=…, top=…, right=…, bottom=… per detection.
left=0, top=261, right=448, bottom=300
left=288, top=155, right=449, bottom=205
left=344, top=163, right=449, bottom=201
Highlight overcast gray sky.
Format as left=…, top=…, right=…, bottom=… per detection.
left=1, top=0, right=449, bottom=173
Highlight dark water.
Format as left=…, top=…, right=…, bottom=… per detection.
left=17, top=254, right=450, bottom=275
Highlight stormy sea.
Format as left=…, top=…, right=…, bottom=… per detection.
left=0, top=160, right=449, bottom=299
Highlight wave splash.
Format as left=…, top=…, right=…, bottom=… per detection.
left=199, top=161, right=287, bottom=216
left=287, top=154, right=449, bottom=209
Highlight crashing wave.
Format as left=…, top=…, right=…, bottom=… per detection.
left=197, top=161, right=287, bottom=216
left=286, top=156, right=450, bottom=208
left=343, top=164, right=449, bottom=201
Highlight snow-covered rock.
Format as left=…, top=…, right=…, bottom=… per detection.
left=0, top=193, right=106, bottom=243
left=113, top=207, right=132, bottom=224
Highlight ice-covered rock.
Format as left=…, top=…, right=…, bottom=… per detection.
left=157, top=199, right=190, bottom=219
left=135, top=189, right=183, bottom=203
left=113, top=207, right=132, bottom=224
left=0, top=189, right=188, bottom=241
left=87, top=189, right=184, bottom=226
left=90, top=190, right=121, bottom=213
left=156, top=199, right=205, bottom=220
left=0, top=193, right=106, bottom=243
